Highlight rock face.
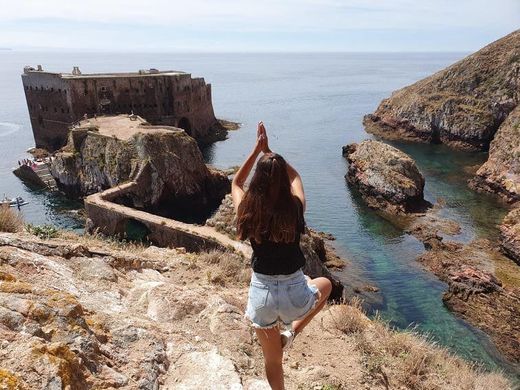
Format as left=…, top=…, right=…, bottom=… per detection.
left=500, top=207, right=520, bottom=265
left=206, top=194, right=345, bottom=299
left=0, top=231, right=511, bottom=389
left=0, top=231, right=256, bottom=389
left=470, top=105, right=520, bottom=202
left=343, top=140, right=428, bottom=214
left=50, top=116, right=229, bottom=220
left=417, top=238, right=520, bottom=363
left=364, top=30, right=520, bottom=151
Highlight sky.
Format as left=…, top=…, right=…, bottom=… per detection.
left=0, top=0, right=518, bottom=52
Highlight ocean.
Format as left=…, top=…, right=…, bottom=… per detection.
left=0, top=51, right=517, bottom=378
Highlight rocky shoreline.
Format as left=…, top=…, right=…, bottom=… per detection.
left=347, top=30, right=520, bottom=367
left=343, top=140, right=520, bottom=365
left=417, top=237, right=520, bottom=364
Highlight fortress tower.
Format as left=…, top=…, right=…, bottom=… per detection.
left=21, top=66, right=219, bottom=151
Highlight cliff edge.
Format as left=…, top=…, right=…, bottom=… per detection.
left=364, top=30, right=520, bottom=151
left=0, top=227, right=512, bottom=389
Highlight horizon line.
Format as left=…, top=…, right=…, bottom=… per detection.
left=6, top=48, right=472, bottom=54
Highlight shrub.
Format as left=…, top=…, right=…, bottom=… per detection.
left=0, top=205, right=24, bottom=232
left=26, top=223, right=59, bottom=239
left=329, top=296, right=369, bottom=334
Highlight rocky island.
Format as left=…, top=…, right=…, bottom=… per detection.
left=50, top=115, right=229, bottom=222
left=342, top=140, right=429, bottom=215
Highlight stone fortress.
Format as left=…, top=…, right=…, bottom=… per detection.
left=21, top=65, right=220, bottom=151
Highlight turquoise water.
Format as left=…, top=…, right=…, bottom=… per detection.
left=0, top=51, right=517, bottom=378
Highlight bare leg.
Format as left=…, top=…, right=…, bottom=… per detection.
left=255, top=324, right=284, bottom=390
left=292, top=277, right=332, bottom=335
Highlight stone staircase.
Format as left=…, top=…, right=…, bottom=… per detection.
left=32, top=163, right=58, bottom=191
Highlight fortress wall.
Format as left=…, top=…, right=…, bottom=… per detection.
left=67, top=74, right=217, bottom=138
left=22, top=73, right=74, bottom=150
left=22, top=69, right=220, bottom=151
left=184, top=80, right=217, bottom=139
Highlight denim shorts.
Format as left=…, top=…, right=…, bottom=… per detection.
left=244, top=268, right=321, bottom=329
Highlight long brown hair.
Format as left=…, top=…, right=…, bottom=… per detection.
left=236, top=152, right=303, bottom=244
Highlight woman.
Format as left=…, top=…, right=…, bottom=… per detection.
left=231, top=121, right=332, bottom=390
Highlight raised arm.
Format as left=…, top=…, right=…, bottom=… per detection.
left=231, top=122, right=267, bottom=214
left=286, top=161, right=306, bottom=213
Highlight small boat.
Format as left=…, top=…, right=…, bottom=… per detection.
left=1, top=195, right=29, bottom=208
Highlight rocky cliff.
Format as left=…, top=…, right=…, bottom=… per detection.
left=364, top=30, right=520, bottom=151
left=417, top=237, right=520, bottom=364
left=0, top=230, right=511, bottom=389
left=470, top=105, right=520, bottom=202
left=342, top=140, right=428, bottom=214
left=50, top=117, right=229, bottom=220
left=500, top=207, right=520, bottom=265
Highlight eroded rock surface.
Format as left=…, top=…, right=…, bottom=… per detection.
left=0, top=231, right=512, bottom=389
left=470, top=105, right=520, bottom=203
left=500, top=206, right=520, bottom=265
left=50, top=116, right=229, bottom=216
left=364, top=30, right=520, bottom=151
left=417, top=239, right=520, bottom=363
left=343, top=140, right=429, bottom=214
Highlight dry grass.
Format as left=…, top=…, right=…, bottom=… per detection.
left=326, top=299, right=512, bottom=390
left=0, top=205, right=24, bottom=233
left=328, top=296, right=370, bottom=334
left=60, top=229, right=150, bottom=255
left=198, top=248, right=251, bottom=287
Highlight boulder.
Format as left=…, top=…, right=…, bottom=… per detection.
left=363, top=30, right=520, bottom=151
left=343, top=140, right=428, bottom=214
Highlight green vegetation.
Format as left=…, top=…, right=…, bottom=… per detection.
left=26, top=224, right=60, bottom=239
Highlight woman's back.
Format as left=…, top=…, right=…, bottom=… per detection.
left=249, top=196, right=306, bottom=275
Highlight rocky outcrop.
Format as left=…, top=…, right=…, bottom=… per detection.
left=500, top=207, right=520, bottom=265
left=50, top=117, right=229, bottom=220
left=0, top=231, right=511, bottom=389
left=206, top=194, right=345, bottom=299
left=470, top=105, right=520, bottom=202
left=417, top=238, right=520, bottom=363
left=343, top=140, right=429, bottom=214
left=364, top=30, right=520, bottom=151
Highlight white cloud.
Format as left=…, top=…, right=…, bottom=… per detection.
left=0, top=0, right=518, bottom=50
left=1, top=0, right=518, bottom=29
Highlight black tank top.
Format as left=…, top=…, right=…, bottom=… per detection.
left=249, top=196, right=306, bottom=275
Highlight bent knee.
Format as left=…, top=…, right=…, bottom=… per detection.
left=320, top=278, right=332, bottom=299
